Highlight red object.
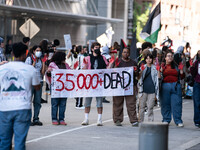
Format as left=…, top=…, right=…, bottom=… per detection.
left=59, top=121, right=67, bottom=125
left=52, top=121, right=59, bottom=125
left=161, top=63, right=166, bottom=70
left=178, top=62, right=184, bottom=70
left=41, top=55, right=48, bottom=62
left=122, top=39, right=127, bottom=48
left=31, top=54, right=36, bottom=62
left=74, top=61, right=79, bottom=69
left=156, top=64, right=160, bottom=71
left=115, top=57, right=120, bottom=67
left=163, top=64, right=185, bottom=83
left=133, top=66, right=137, bottom=71
left=26, top=50, right=29, bottom=56
left=189, top=60, right=193, bottom=66
left=141, top=63, right=145, bottom=71
left=83, top=58, right=87, bottom=64
left=110, top=49, right=117, bottom=53
left=109, top=55, right=115, bottom=64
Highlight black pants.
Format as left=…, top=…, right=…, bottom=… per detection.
left=76, top=97, right=83, bottom=107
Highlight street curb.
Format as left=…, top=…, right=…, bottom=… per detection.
left=171, top=137, right=200, bottom=150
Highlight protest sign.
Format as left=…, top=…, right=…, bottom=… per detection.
left=106, top=27, right=114, bottom=47
left=96, top=33, right=108, bottom=47
left=64, top=34, right=72, bottom=50
left=88, top=40, right=96, bottom=54
left=51, top=67, right=134, bottom=98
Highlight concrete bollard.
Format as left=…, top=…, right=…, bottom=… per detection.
left=139, top=122, right=168, bottom=150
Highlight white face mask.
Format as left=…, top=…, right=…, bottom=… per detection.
left=35, top=51, right=42, bottom=58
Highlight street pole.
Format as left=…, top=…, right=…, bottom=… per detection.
left=139, top=122, right=169, bottom=150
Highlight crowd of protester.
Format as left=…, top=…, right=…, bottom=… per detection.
left=0, top=36, right=200, bottom=150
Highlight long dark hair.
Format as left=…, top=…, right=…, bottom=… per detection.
left=163, top=50, right=177, bottom=69
left=196, top=50, right=200, bottom=61
left=51, top=51, right=66, bottom=65
left=39, top=39, right=48, bottom=54
left=30, top=45, right=42, bottom=54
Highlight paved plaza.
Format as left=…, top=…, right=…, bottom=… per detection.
left=25, top=95, right=200, bottom=150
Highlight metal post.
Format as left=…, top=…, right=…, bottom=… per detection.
left=139, top=122, right=168, bottom=150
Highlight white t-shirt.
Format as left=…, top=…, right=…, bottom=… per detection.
left=25, top=56, right=43, bottom=81
left=77, top=54, right=85, bottom=70
left=0, top=61, right=40, bottom=111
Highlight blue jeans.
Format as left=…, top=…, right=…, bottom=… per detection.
left=160, top=82, right=183, bottom=124
left=51, top=98, right=67, bottom=122
left=193, top=82, right=200, bottom=124
left=32, top=81, right=43, bottom=122
left=0, top=109, right=31, bottom=150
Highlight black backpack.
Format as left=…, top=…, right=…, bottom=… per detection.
left=186, top=75, right=194, bottom=87
left=187, top=60, right=199, bottom=87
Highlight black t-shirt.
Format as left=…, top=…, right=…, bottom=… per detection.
left=118, top=58, right=138, bottom=86
left=143, top=67, right=155, bottom=93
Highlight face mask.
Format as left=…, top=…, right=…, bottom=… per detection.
left=35, top=51, right=42, bottom=58
left=94, top=49, right=101, bottom=55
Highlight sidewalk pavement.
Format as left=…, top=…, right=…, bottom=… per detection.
left=25, top=95, right=200, bottom=150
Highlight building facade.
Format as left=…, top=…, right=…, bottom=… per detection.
left=137, top=0, right=200, bottom=56
left=0, top=0, right=128, bottom=47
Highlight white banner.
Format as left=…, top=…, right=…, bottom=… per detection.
left=51, top=67, right=134, bottom=98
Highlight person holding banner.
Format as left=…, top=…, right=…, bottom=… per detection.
left=46, top=51, right=71, bottom=125
left=113, top=47, right=139, bottom=127
left=81, top=42, right=109, bottom=126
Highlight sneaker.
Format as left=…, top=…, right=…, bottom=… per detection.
left=115, top=120, right=122, bottom=126
left=60, top=121, right=67, bottom=125
left=195, top=124, right=200, bottom=128
left=102, top=99, right=110, bottom=103
left=81, top=119, right=89, bottom=126
left=157, top=102, right=160, bottom=108
left=52, top=121, right=59, bottom=125
left=162, top=121, right=169, bottom=125
left=132, top=122, right=139, bottom=127
left=32, top=120, right=43, bottom=126
left=97, top=120, right=103, bottom=126
left=177, top=123, right=184, bottom=127
left=79, top=106, right=85, bottom=109
left=41, top=98, right=47, bottom=103
left=75, top=106, right=85, bottom=110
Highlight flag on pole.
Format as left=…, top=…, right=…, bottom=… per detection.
left=118, top=39, right=127, bottom=58
left=140, top=2, right=161, bottom=44
left=130, top=31, right=137, bottom=60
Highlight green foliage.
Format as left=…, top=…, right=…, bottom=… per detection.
left=133, top=2, right=152, bottom=42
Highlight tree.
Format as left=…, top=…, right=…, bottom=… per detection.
left=133, top=1, right=152, bottom=43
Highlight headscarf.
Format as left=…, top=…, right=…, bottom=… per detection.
left=175, top=46, right=184, bottom=54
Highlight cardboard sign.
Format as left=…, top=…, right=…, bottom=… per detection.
left=64, top=34, right=72, bottom=50
left=106, top=27, right=115, bottom=47
left=96, top=33, right=109, bottom=47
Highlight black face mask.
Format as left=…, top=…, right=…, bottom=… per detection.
left=94, top=49, right=101, bottom=56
